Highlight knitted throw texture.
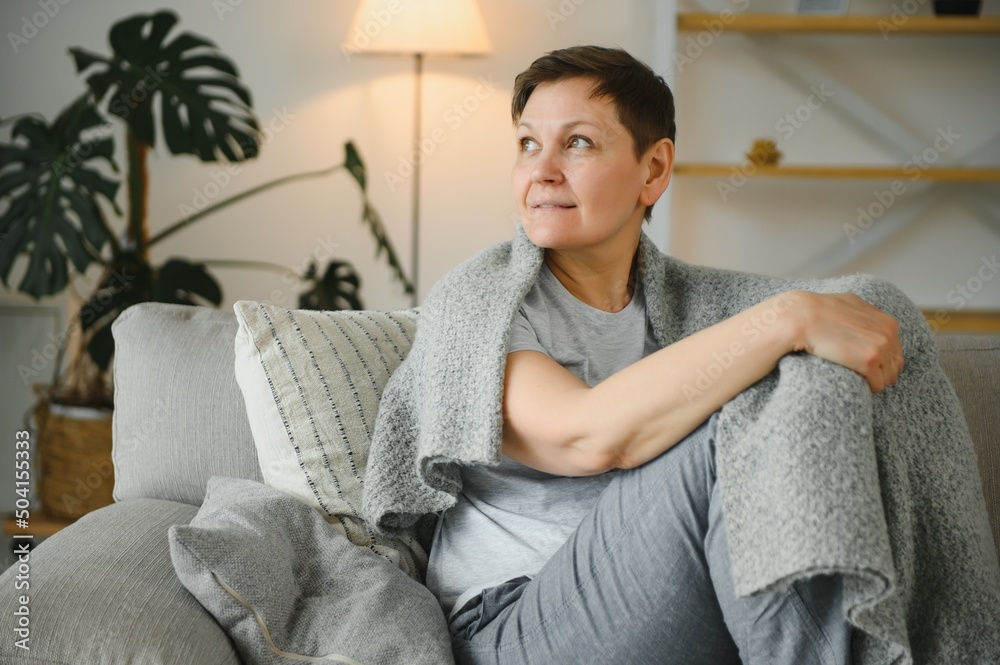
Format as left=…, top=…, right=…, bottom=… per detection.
left=362, top=225, right=1000, bottom=663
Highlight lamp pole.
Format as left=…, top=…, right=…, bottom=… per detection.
left=410, top=52, right=423, bottom=308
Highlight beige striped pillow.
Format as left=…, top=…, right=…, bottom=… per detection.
left=232, top=301, right=424, bottom=580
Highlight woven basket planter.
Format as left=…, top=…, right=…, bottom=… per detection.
left=34, top=395, right=114, bottom=521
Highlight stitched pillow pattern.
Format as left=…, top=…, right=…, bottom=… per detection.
left=232, top=300, right=424, bottom=579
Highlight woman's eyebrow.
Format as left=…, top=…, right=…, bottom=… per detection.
left=517, top=120, right=602, bottom=132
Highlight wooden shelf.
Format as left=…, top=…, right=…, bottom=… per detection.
left=674, top=163, right=1000, bottom=182
left=3, top=513, right=75, bottom=538
left=923, top=310, right=1000, bottom=334
left=677, top=13, right=1000, bottom=35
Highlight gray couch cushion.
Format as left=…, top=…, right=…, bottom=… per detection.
left=0, top=499, right=239, bottom=665
left=936, top=334, right=1000, bottom=555
left=169, top=475, right=454, bottom=665
left=112, top=302, right=262, bottom=505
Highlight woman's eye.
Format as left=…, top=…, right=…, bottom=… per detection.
left=519, top=137, right=540, bottom=152
left=568, top=136, right=592, bottom=149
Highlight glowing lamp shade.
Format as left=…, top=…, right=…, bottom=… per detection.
left=346, top=0, right=491, bottom=56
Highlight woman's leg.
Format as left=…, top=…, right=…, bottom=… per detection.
left=449, top=412, right=851, bottom=665
left=450, top=413, right=736, bottom=664
left=705, top=465, right=852, bottom=665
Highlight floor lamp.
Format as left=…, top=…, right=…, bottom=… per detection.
left=345, top=0, right=491, bottom=307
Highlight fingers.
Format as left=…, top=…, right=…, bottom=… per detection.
left=870, top=325, right=904, bottom=393
left=882, top=363, right=897, bottom=392
left=850, top=295, right=903, bottom=392
left=865, top=356, right=900, bottom=393
left=884, top=320, right=904, bottom=388
left=789, top=291, right=905, bottom=393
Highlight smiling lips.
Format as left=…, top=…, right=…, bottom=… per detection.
left=531, top=202, right=577, bottom=209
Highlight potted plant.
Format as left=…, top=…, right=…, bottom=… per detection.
left=0, top=9, right=411, bottom=521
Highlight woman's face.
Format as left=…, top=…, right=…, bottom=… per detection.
left=511, top=77, right=663, bottom=256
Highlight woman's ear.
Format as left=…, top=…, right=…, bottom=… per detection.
left=640, top=138, right=674, bottom=208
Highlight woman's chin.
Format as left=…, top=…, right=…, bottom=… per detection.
left=521, top=223, right=573, bottom=250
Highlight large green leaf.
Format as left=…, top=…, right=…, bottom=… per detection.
left=298, top=260, right=363, bottom=311
left=360, top=201, right=413, bottom=296
left=0, top=95, right=120, bottom=298
left=152, top=257, right=223, bottom=306
left=70, top=10, right=260, bottom=162
left=345, top=141, right=366, bottom=192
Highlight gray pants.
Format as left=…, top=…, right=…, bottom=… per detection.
left=449, top=412, right=852, bottom=665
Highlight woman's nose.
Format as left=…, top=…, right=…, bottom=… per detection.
left=531, top=148, right=563, bottom=184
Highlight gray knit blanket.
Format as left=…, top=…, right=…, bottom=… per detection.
left=362, top=225, right=1000, bottom=664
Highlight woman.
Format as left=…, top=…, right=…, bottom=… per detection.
left=436, top=45, right=905, bottom=664
left=372, top=46, right=905, bottom=664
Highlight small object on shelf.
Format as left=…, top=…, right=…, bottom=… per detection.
left=746, top=138, right=783, bottom=166
left=797, top=0, right=851, bottom=15
left=933, top=0, right=982, bottom=15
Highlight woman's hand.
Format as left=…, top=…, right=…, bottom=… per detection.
left=781, top=290, right=904, bottom=392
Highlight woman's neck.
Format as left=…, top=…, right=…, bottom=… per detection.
left=544, top=246, right=638, bottom=313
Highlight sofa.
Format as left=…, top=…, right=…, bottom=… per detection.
left=1, top=301, right=998, bottom=665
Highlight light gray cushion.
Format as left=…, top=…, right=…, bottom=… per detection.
left=169, top=475, right=454, bottom=665
left=232, top=301, right=424, bottom=579
left=112, top=302, right=262, bottom=505
left=0, top=499, right=239, bottom=665
left=935, top=334, right=1000, bottom=555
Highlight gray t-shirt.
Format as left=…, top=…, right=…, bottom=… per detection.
left=424, top=262, right=660, bottom=618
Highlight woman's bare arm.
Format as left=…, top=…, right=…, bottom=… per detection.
left=501, top=290, right=903, bottom=477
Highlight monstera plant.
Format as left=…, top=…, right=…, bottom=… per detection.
left=0, top=10, right=411, bottom=407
